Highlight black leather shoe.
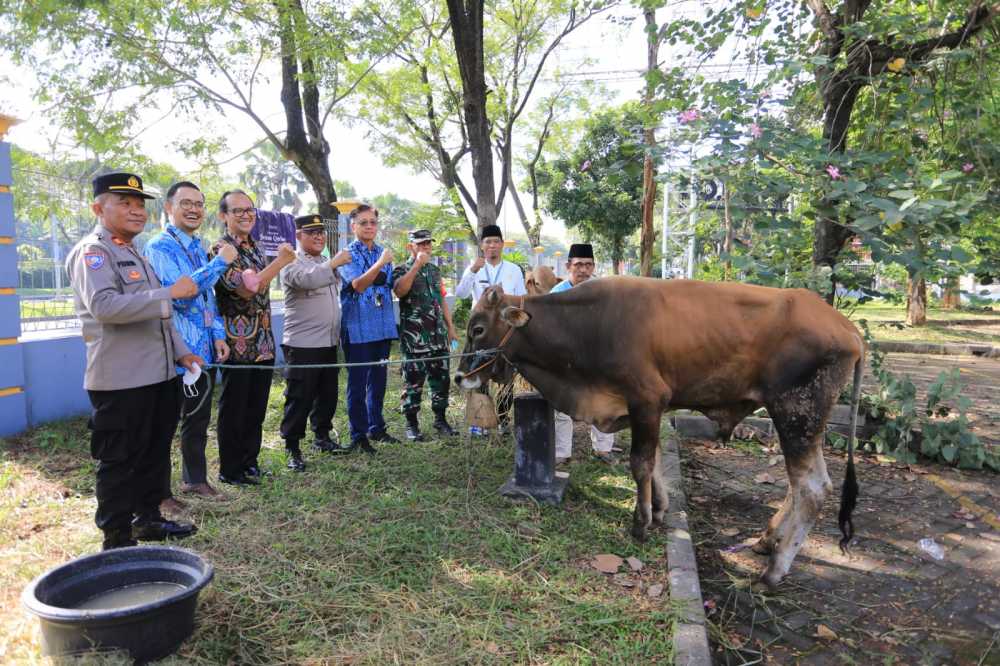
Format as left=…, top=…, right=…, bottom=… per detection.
left=102, top=530, right=138, bottom=550
left=433, top=415, right=457, bottom=437
left=327, top=440, right=357, bottom=456
left=132, top=517, right=197, bottom=541
left=286, top=453, right=306, bottom=472
left=244, top=465, right=271, bottom=479
left=312, top=437, right=338, bottom=453
left=369, top=431, right=400, bottom=444
left=218, top=472, right=259, bottom=486
left=355, top=438, right=378, bottom=456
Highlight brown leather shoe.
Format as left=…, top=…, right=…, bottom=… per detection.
left=160, top=497, right=188, bottom=515
left=180, top=482, right=222, bottom=499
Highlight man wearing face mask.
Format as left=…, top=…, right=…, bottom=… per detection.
left=549, top=243, right=616, bottom=463
left=145, top=181, right=239, bottom=503
left=66, top=172, right=203, bottom=550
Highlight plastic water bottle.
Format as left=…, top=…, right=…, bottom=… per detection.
left=918, top=538, right=945, bottom=560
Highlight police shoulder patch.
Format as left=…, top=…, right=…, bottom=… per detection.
left=84, top=251, right=106, bottom=270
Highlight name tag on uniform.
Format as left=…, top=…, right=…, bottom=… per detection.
left=116, top=260, right=137, bottom=267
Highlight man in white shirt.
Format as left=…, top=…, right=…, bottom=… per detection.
left=550, top=243, right=616, bottom=463
left=456, top=224, right=526, bottom=306
left=455, top=225, right=526, bottom=434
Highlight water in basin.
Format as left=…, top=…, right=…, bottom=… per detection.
left=74, top=582, right=185, bottom=610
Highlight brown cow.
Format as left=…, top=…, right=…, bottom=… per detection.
left=455, top=277, right=864, bottom=587
left=525, top=265, right=561, bottom=295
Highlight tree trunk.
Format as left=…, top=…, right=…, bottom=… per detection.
left=611, top=239, right=622, bottom=275
left=722, top=182, right=733, bottom=280
left=906, top=272, right=928, bottom=326
left=639, top=8, right=659, bottom=277
left=446, top=0, right=498, bottom=235
left=941, top=275, right=961, bottom=309
left=813, top=75, right=862, bottom=303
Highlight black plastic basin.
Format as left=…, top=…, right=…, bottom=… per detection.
left=21, top=545, right=213, bottom=663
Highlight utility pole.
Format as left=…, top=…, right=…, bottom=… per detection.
left=661, top=179, right=670, bottom=279
left=686, top=172, right=697, bottom=279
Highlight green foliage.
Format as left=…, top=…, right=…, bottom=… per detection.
left=537, top=103, right=646, bottom=271
left=857, top=321, right=997, bottom=471
left=647, top=1, right=1000, bottom=295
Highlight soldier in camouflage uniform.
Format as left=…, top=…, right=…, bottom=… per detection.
left=391, top=229, right=459, bottom=441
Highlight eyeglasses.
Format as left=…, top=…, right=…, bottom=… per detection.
left=301, top=229, right=326, bottom=237
left=177, top=199, right=205, bottom=211
left=228, top=207, right=255, bottom=218
left=570, top=261, right=595, bottom=268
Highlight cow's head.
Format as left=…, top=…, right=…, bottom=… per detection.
left=455, top=286, right=531, bottom=389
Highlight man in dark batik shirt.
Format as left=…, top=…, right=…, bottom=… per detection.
left=391, top=229, right=459, bottom=441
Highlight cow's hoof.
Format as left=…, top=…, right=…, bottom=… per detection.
left=751, top=538, right=774, bottom=556
left=630, top=524, right=649, bottom=542
left=758, top=565, right=784, bottom=589
left=651, top=510, right=666, bottom=526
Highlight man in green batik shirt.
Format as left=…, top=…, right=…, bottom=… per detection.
left=392, top=229, right=459, bottom=441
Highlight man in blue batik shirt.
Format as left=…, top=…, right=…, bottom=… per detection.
left=336, top=204, right=399, bottom=454
left=145, top=181, right=239, bottom=503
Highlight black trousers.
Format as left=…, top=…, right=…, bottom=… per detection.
left=179, top=371, right=215, bottom=485
left=280, top=345, right=339, bottom=447
left=87, top=378, right=181, bottom=534
left=217, top=361, right=274, bottom=478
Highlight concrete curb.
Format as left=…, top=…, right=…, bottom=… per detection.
left=872, top=340, right=1000, bottom=358
left=662, top=436, right=713, bottom=665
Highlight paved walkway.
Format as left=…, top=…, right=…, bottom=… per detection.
left=680, top=350, right=1000, bottom=664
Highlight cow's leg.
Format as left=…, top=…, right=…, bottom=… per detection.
left=758, top=359, right=851, bottom=586
left=628, top=405, right=662, bottom=541
left=650, top=446, right=669, bottom=526
left=752, top=491, right=792, bottom=555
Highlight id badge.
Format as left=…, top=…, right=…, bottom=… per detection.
left=203, top=310, right=214, bottom=328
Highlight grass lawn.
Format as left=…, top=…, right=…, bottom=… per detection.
left=0, top=371, right=678, bottom=664
left=846, top=302, right=1000, bottom=346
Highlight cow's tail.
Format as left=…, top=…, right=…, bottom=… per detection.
left=837, top=341, right=864, bottom=554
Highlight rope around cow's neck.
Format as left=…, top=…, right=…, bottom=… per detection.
left=460, top=295, right=525, bottom=381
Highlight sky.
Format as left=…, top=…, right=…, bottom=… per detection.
left=0, top=4, right=667, bottom=244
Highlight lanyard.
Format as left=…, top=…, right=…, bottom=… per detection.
left=484, top=261, right=503, bottom=286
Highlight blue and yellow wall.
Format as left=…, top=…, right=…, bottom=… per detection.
left=0, top=138, right=28, bottom=436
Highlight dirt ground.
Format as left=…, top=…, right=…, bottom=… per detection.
left=681, top=352, right=1000, bottom=665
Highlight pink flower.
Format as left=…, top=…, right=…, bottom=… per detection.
left=825, top=165, right=841, bottom=180
left=580, top=159, right=592, bottom=173
left=962, top=162, right=974, bottom=173
left=749, top=123, right=763, bottom=139
left=678, top=108, right=700, bottom=124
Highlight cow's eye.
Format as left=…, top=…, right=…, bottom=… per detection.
left=472, top=325, right=485, bottom=338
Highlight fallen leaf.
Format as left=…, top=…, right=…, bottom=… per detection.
left=626, top=556, right=644, bottom=572
left=887, top=57, right=906, bottom=72
left=485, top=642, right=500, bottom=655
left=754, top=472, right=776, bottom=485
left=903, top=473, right=917, bottom=482
left=980, top=533, right=1000, bottom=542
left=592, top=554, right=623, bottom=574
left=720, top=528, right=740, bottom=537
left=646, top=583, right=664, bottom=598
left=816, top=624, right=838, bottom=640
left=965, top=522, right=976, bottom=529
left=875, top=455, right=895, bottom=466
left=908, top=465, right=930, bottom=475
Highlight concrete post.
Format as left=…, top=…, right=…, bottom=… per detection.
left=0, top=120, right=28, bottom=436
left=499, top=391, right=568, bottom=505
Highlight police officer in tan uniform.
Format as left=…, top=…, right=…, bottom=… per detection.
left=278, top=214, right=354, bottom=471
left=66, top=172, right=204, bottom=550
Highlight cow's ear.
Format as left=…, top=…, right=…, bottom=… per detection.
left=501, top=306, right=531, bottom=328
left=485, top=286, right=504, bottom=307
